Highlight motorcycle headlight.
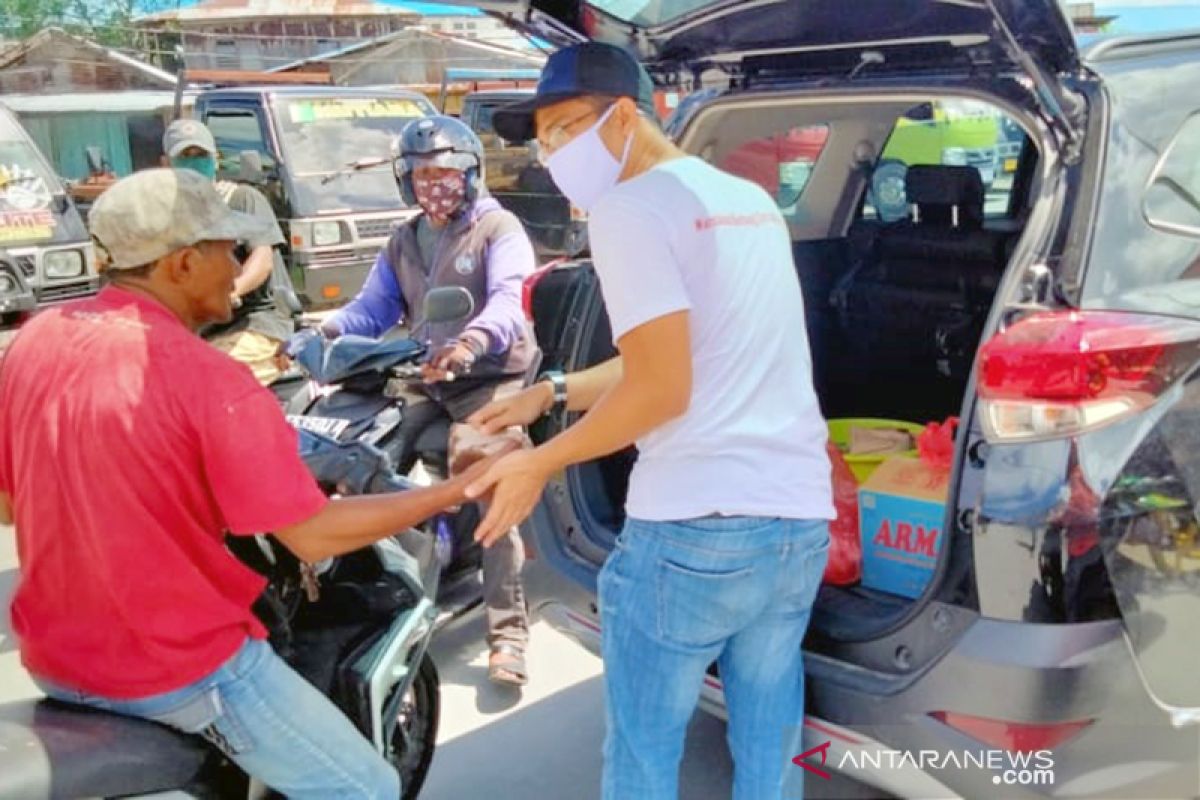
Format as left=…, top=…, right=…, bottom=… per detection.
left=44, top=250, right=85, bottom=279
left=941, top=147, right=968, bottom=166
left=313, top=221, right=344, bottom=247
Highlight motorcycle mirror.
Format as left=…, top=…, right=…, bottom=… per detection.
left=423, top=286, right=474, bottom=324
left=239, top=150, right=265, bottom=184
left=273, top=285, right=303, bottom=317
left=85, top=146, right=104, bottom=176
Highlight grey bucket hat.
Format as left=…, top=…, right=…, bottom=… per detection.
left=89, top=168, right=268, bottom=271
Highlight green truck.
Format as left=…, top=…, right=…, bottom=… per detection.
left=871, top=99, right=1006, bottom=221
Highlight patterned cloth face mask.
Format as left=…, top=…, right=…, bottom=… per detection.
left=413, top=171, right=468, bottom=224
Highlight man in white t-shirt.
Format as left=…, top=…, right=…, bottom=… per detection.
left=466, top=43, right=834, bottom=800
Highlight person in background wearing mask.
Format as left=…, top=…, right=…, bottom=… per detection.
left=465, top=43, right=834, bottom=799
left=163, top=119, right=295, bottom=385
left=313, top=115, right=539, bottom=686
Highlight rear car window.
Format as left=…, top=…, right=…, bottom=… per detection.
left=1082, top=110, right=1200, bottom=319
left=862, top=100, right=1026, bottom=223
left=472, top=104, right=498, bottom=136
left=719, top=125, right=830, bottom=218
left=1143, top=112, right=1200, bottom=238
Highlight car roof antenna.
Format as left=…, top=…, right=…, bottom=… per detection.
left=848, top=51, right=885, bottom=81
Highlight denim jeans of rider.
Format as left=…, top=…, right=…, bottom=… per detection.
left=36, top=637, right=399, bottom=799
left=598, top=516, right=829, bottom=800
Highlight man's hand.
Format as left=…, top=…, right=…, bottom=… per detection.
left=423, top=340, right=479, bottom=384
left=468, top=382, right=554, bottom=434
left=464, top=449, right=552, bottom=546
left=445, top=445, right=520, bottom=506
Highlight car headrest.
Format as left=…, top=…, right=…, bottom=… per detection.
left=906, top=165, right=984, bottom=228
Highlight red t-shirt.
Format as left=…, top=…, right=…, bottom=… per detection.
left=0, top=287, right=328, bottom=699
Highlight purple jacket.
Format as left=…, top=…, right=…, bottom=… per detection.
left=327, top=199, right=535, bottom=366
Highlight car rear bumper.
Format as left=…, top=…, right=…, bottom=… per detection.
left=521, top=544, right=1197, bottom=798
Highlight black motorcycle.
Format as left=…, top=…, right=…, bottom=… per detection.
left=277, top=287, right=507, bottom=625
left=0, top=431, right=442, bottom=800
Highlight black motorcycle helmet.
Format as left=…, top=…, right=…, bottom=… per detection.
left=393, top=115, right=485, bottom=210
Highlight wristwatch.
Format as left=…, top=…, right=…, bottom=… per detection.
left=538, top=369, right=568, bottom=412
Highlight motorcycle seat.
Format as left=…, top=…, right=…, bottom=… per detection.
left=0, top=698, right=209, bottom=799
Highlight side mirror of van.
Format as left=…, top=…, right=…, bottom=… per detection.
left=423, top=286, right=474, bottom=324
left=272, top=285, right=304, bottom=318
left=904, top=102, right=935, bottom=122
left=85, top=146, right=105, bottom=176
left=239, top=150, right=266, bottom=185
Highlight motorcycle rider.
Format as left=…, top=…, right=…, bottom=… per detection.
left=314, top=115, right=538, bottom=686
left=163, top=118, right=296, bottom=385
left=0, top=168, right=507, bottom=798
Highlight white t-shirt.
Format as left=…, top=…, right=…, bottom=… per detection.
left=588, top=157, right=834, bottom=522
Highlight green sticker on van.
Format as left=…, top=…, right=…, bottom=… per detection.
left=288, top=99, right=427, bottom=124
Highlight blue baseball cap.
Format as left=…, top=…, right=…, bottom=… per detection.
left=493, top=42, right=656, bottom=143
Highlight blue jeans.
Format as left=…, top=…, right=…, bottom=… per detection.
left=36, top=637, right=399, bottom=799
left=598, top=516, right=829, bottom=800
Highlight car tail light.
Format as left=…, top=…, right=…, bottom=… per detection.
left=522, top=260, right=561, bottom=320
left=977, top=310, right=1200, bottom=442
left=932, top=711, right=1093, bottom=753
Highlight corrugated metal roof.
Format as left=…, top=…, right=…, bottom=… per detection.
left=0, top=27, right=176, bottom=87
left=268, top=27, right=545, bottom=73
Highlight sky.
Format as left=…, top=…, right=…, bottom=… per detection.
left=1092, top=2, right=1200, bottom=33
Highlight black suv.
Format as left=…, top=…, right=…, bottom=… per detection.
left=457, top=1, right=1200, bottom=796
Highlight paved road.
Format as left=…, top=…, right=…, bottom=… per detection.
left=0, top=528, right=875, bottom=799
left=0, top=528, right=735, bottom=798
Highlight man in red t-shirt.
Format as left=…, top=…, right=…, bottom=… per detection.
left=0, top=169, right=490, bottom=798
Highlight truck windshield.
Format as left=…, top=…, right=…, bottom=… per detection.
left=0, top=110, right=86, bottom=247
left=273, top=96, right=433, bottom=216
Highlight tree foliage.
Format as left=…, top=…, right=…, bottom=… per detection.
left=1, top=0, right=182, bottom=48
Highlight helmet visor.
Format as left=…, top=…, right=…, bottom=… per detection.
left=394, top=149, right=476, bottom=182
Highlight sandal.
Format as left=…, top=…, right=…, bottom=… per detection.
left=488, top=644, right=528, bottom=687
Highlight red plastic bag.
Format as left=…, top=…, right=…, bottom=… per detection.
left=824, top=442, right=862, bottom=585
left=917, top=417, right=959, bottom=472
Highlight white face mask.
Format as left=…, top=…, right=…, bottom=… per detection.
left=545, top=105, right=634, bottom=213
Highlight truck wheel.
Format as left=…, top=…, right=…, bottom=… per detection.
left=869, top=159, right=909, bottom=223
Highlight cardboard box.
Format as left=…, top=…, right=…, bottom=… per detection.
left=858, top=457, right=949, bottom=599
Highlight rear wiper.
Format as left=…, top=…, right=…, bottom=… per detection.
left=320, top=157, right=390, bottom=185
